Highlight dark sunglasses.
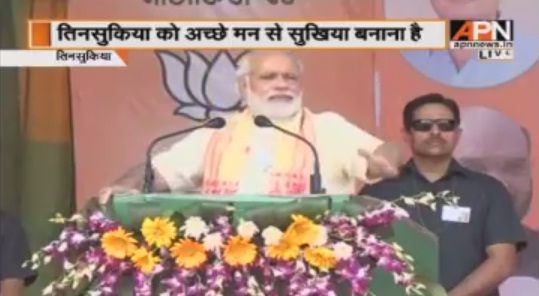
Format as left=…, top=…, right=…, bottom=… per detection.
left=410, top=119, right=458, bottom=132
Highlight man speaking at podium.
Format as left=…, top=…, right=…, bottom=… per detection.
left=99, top=50, right=401, bottom=203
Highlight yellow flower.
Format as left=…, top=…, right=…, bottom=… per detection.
left=141, top=217, right=177, bottom=248
left=267, top=238, right=300, bottom=261
left=169, top=239, right=207, bottom=269
left=304, top=247, right=337, bottom=271
left=131, top=247, right=160, bottom=274
left=101, top=227, right=137, bottom=259
left=223, top=236, right=257, bottom=266
left=283, top=215, right=319, bottom=246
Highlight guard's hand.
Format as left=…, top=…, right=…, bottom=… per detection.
left=358, top=148, right=399, bottom=179
left=98, top=186, right=140, bottom=205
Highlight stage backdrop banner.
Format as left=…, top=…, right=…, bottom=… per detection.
left=69, top=1, right=538, bottom=295
left=70, top=0, right=377, bottom=206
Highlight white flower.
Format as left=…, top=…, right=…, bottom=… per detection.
left=181, top=217, right=209, bottom=240
left=43, top=256, right=52, bottom=264
left=60, top=230, right=69, bottom=240
left=430, top=203, right=437, bottom=212
left=394, top=272, right=414, bottom=285
left=69, top=213, right=84, bottom=222
left=295, top=260, right=307, bottom=273
left=403, top=197, right=416, bottom=206
left=98, top=265, right=106, bottom=273
left=42, top=283, right=54, bottom=295
left=439, top=190, right=450, bottom=197
left=417, top=192, right=436, bottom=205
left=82, top=264, right=96, bottom=280
left=261, top=226, right=283, bottom=246
left=63, top=260, right=74, bottom=270
left=392, top=242, right=404, bottom=252
left=237, top=220, right=259, bottom=240
left=311, top=226, right=328, bottom=247
left=203, top=232, right=224, bottom=252
left=333, top=242, right=353, bottom=260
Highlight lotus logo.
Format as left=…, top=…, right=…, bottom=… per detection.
left=156, top=50, right=248, bottom=121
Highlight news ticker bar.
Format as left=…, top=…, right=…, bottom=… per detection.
left=0, top=50, right=127, bottom=67
left=29, top=20, right=448, bottom=49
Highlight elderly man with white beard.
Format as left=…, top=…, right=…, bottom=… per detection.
left=99, top=50, right=402, bottom=202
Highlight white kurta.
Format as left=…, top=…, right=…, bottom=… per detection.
left=152, top=111, right=383, bottom=195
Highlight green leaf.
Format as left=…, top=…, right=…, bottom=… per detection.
left=169, top=211, right=185, bottom=230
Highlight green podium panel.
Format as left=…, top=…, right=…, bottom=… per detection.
left=110, top=194, right=351, bottom=230
left=106, top=193, right=444, bottom=296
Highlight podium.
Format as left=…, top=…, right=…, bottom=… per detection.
left=103, top=193, right=445, bottom=296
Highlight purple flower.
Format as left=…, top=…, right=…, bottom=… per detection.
left=186, top=282, right=206, bottom=296
left=360, top=203, right=409, bottom=228
left=308, top=275, right=333, bottom=294
left=335, top=259, right=371, bottom=295
left=326, top=215, right=357, bottom=241
left=288, top=272, right=308, bottom=295
left=34, top=206, right=425, bottom=296
left=133, top=271, right=153, bottom=296
left=71, top=232, right=86, bottom=245
left=101, top=272, right=120, bottom=286
left=272, top=261, right=296, bottom=279
left=162, top=275, right=184, bottom=294
left=42, top=241, right=61, bottom=256
left=82, top=247, right=106, bottom=266
left=232, top=269, right=250, bottom=296
left=214, top=216, right=233, bottom=238
left=88, top=211, right=118, bottom=232
left=377, top=256, right=405, bottom=273
left=94, top=271, right=124, bottom=296
left=162, top=268, right=196, bottom=295
left=206, top=262, right=229, bottom=291
left=363, top=236, right=393, bottom=258
left=59, top=226, right=88, bottom=249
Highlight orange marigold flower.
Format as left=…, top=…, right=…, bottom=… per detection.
left=267, top=238, right=300, bottom=261
left=223, top=236, right=257, bottom=267
left=283, top=214, right=319, bottom=246
left=169, top=238, right=207, bottom=269
left=101, top=227, right=137, bottom=259
left=304, top=247, right=337, bottom=271
left=131, top=247, right=160, bottom=274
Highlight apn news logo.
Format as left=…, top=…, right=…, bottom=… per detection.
left=449, top=20, right=514, bottom=60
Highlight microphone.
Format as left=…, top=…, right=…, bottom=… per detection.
left=254, top=115, right=325, bottom=194
left=142, top=117, right=226, bottom=193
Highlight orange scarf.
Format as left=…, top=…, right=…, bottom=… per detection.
left=201, top=109, right=315, bottom=195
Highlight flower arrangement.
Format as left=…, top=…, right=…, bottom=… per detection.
left=26, top=192, right=458, bottom=296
